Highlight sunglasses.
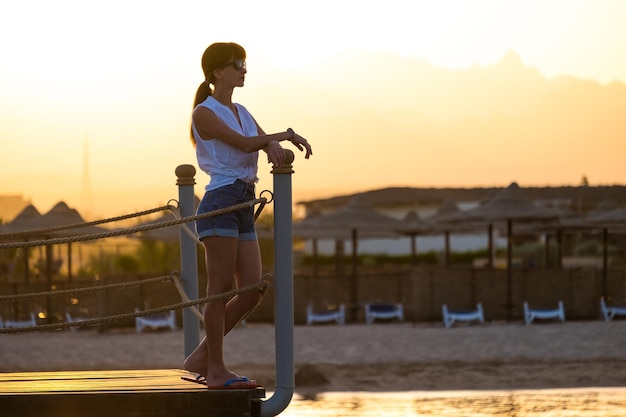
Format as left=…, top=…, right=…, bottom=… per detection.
left=219, top=59, right=246, bottom=71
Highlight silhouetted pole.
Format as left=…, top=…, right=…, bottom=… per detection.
left=263, top=149, right=295, bottom=417
left=350, top=228, right=358, bottom=322
left=506, top=219, right=513, bottom=321
left=335, top=239, right=345, bottom=278
left=602, top=227, right=608, bottom=299
left=312, top=238, right=319, bottom=278
left=45, top=244, right=53, bottom=324
left=556, top=228, right=563, bottom=269
left=545, top=233, right=552, bottom=268
left=487, top=224, right=494, bottom=269
left=444, top=230, right=450, bottom=267
left=176, top=164, right=200, bottom=358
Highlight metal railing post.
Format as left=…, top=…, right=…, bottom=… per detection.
left=176, top=164, right=200, bottom=358
left=261, top=150, right=295, bottom=417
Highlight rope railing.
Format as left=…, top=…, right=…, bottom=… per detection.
left=170, top=272, right=205, bottom=322
left=0, top=197, right=267, bottom=250
left=0, top=194, right=272, bottom=333
left=170, top=272, right=274, bottom=324
left=0, top=277, right=271, bottom=334
left=0, top=275, right=174, bottom=302
left=0, top=204, right=178, bottom=239
left=165, top=205, right=203, bottom=245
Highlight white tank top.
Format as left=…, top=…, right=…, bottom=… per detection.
left=192, top=96, right=259, bottom=191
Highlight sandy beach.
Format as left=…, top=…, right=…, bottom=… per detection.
left=1, top=321, right=626, bottom=392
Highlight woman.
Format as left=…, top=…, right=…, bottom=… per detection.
left=183, top=42, right=312, bottom=389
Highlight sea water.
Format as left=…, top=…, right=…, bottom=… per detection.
left=277, top=388, right=626, bottom=416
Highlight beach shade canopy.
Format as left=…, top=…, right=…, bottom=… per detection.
left=432, top=183, right=562, bottom=320
left=424, top=199, right=488, bottom=233
left=293, top=195, right=405, bottom=321
left=587, top=199, right=621, bottom=219
left=29, top=202, right=110, bottom=238
left=397, top=210, right=434, bottom=265
left=558, top=199, right=623, bottom=231
left=294, top=207, right=352, bottom=240
left=427, top=199, right=463, bottom=224
left=0, top=205, right=43, bottom=238
left=293, top=195, right=405, bottom=239
left=584, top=207, right=626, bottom=227
left=0, top=202, right=112, bottom=310
left=2, top=201, right=110, bottom=238
left=398, top=210, right=433, bottom=235
left=447, top=182, right=561, bottom=224
left=293, top=196, right=405, bottom=280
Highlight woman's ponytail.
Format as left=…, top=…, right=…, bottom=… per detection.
left=190, top=81, right=212, bottom=145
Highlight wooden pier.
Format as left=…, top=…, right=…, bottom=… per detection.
left=0, top=369, right=265, bottom=417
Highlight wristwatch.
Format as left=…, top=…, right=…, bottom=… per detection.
left=287, top=128, right=295, bottom=140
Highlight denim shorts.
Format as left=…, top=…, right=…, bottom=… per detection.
left=196, top=180, right=257, bottom=241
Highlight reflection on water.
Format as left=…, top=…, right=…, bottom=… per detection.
left=279, top=388, right=626, bottom=417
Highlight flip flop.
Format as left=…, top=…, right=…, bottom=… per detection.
left=206, top=376, right=262, bottom=390
left=181, top=373, right=207, bottom=385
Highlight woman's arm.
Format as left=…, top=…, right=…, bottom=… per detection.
left=256, top=125, right=287, bottom=166
left=193, top=107, right=291, bottom=152
left=193, top=106, right=313, bottom=159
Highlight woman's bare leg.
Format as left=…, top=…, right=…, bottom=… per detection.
left=184, top=238, right=262, bottom=386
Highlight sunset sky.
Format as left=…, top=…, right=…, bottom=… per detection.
left=1, top=0, right=625, bottom=220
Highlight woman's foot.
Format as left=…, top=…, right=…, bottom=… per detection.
left=183, top=343, right=208, bottom=377
left=205, top=372, right=260, bottom=389
left=184, top=355, right=207, bottom=377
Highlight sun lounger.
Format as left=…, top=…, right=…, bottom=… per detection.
left=65, top=312, right=91, bottom=332
left=306, top=302, right=345, bottom=325
left=364, top=303, right=403, bottom=324
left=600, top=299, right=626, bottom=322
left=442, top=303, right=485, bottom=328
left=135, top=309, right=177, bottom=333
left=2, top=313, right=37, bottom=329
left=523, top=301, right=565, bottom=325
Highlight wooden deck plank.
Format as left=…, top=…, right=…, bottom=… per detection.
left=0, top=369, right=207, bottom=393
left=0, top=369, right=265, bottom=417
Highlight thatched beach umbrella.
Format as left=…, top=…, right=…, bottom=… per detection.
left=293, top=195, right=404, bottom=319
left=425, top=200, right=469, bottom=267
left=0, top=205, right=43, bottom=235
left=446, top=183, right=561, bottom=320
left=35, top=202, right=109, bottom=237
left=0, top=205, right=43, bottom=285
left=581, top=205, right=626, bottom=297
left=422, top=199, right=489, bottom=267
left=6, top=202, right=111, bottom=323
left=398, top=210, right=432, bottom=266
left=1, top=202, right=110, bottom=323
left=35, top=202, right=111, bottom=281
left=292, top=206, right=333, bottom=278
left=1, top=203, right=89, bottom=282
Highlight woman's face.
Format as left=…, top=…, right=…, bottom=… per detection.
left=214, top=58, right=247, bottom=88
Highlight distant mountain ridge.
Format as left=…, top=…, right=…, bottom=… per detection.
left=297, top=185, right=626, bottom=216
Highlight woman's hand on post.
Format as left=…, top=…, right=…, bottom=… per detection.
left=265, top=140, right=286, bottom=166
left=287, top=128, right=313, bottom=159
